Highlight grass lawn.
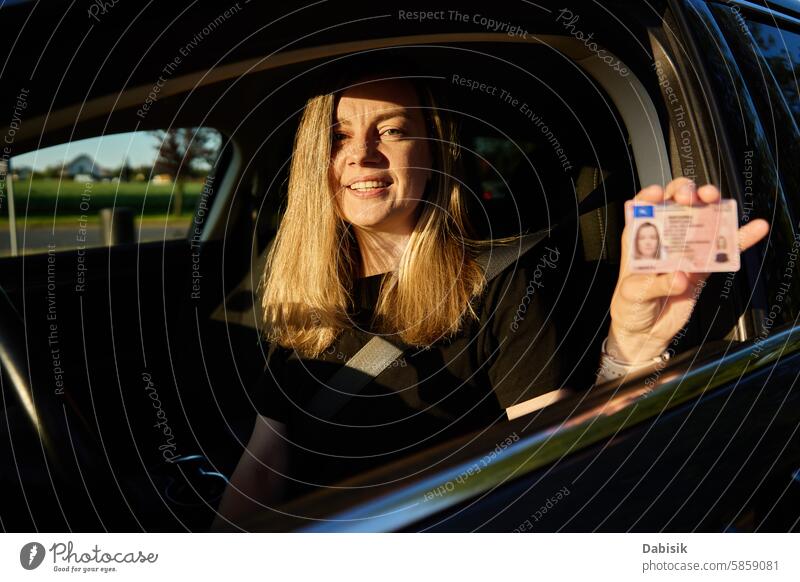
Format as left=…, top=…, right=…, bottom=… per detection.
left=0, top=214, right=193, bottom=228
left=2, top=178, right=205, bottom=217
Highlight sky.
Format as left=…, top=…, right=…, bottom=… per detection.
left=11, top=131, right=160, bottom=171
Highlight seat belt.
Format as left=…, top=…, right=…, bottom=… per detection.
left=307, top=229, right=550, bottom=421
left=307, top=172, right=626, bottom=421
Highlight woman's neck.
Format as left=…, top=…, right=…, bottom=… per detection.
left=355, top=229, right=411, bottom=277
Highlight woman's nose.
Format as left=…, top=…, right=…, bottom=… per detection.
left=345, top=137, right=381, bottom=164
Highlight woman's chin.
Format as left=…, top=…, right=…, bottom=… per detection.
left=342, top=206, right=394, bottom=230
left=346, top=216, right=392, bottom=230
left=341, top=200, right=419, bottom=234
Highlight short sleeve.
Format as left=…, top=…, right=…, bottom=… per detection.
left=479, top=237, right=578, bottom=410
left=251, top=341, right=291, bottom=423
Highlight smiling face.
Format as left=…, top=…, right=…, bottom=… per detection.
left=329, top=79, right=432, bottom=234
left=635, top=223, right=660, bottom=258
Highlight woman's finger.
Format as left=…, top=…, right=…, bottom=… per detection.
left=738, top=218, right=770, bottom=252
left=634, top=184, right=665, bottom=202
left=619, top=270, right=691, bottom=303
left=666, top=177, right=700, bottom=205
left=697, top=183, right=721, bottom=204
left=636, top=181, right=727, bottom=206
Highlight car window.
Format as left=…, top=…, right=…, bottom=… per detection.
left=712, top=5, right=800, bottom=213
left=745, top=18, right=800, bottom=125
left=707, top=4, right=800, bottom=329
left=0, top=127, right=222, bottom=257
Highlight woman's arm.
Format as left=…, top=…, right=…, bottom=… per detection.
left=212, top=414, right=288, bottom=530
left=600, top=178, right=770, bottom=378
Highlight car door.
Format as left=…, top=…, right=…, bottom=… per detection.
left=0, top=0, right=294, bottom=531
left=0, top=128, right=245, bottom=530
left=236, top=0, right=800, bottom=533
left=412, top=0, right=800, bottom=532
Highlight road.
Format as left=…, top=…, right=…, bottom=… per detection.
left=0, top=220, right=191, bottom=256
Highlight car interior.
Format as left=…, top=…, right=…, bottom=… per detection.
left=0, top=13, right=761, bottom=531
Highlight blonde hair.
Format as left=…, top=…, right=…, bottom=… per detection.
left=260, top=79, right=487, bottom=357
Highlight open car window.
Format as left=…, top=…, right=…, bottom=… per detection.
left=1, top=128, right=222, bottom=257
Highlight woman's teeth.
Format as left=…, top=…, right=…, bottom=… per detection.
left=349, top=180, right=389, bottom=191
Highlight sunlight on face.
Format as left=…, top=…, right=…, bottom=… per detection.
left=329, top=79, right=432, bottom=235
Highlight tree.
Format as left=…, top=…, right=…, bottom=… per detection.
left=150, top=128, right=220, bottom=215
left=119, top=157, right=133, bottom=182
left=42, top=164, right=63, bottom=179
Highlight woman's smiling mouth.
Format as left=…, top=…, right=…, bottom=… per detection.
left=346, top=177, right=393, bottom=197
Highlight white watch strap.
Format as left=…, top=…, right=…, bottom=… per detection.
left=595, top=337, right=670, bottom=383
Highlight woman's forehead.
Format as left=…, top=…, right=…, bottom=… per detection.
left=334, top=79, right=424, bottom=122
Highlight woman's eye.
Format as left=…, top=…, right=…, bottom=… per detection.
left=332, top=132, right=349, bottom=142
left=381, top=128, right=404, bottom=138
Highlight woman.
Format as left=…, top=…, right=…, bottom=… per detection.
left=214, top=75, right=769, bottom=528
left=634, top=222, right=662, bottom=259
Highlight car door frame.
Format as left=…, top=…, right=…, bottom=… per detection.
left=237, top=0, right=800, bottom=532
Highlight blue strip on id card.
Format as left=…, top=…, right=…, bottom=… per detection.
left=633, top=205, right=654, bottom=218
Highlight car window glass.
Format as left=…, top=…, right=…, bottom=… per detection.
left=713, top=5, right=800, bottom=226
left=0, top=128, right=222, bottom=257
left=737, top=16, right=800, bottom=226
left=706, top=6, right=800, bottom=331
left=745, top=18, right=800, bottom=125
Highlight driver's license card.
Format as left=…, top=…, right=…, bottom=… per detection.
left=624, top=199, right=740, bottom=273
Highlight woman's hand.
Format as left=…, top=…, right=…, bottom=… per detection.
left=606, top=177, right=770, bottom=362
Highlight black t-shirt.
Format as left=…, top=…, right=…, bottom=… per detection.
left=253, top=229, right=598, bottom=498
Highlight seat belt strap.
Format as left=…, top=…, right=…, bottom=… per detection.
left=307, top=229, right=551, bottom=421
left=306, top=336, right=404, bottom=419
left=475, top=230, right=551, bottom=281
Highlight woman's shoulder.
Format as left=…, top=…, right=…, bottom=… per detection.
left=476, top=230, right=566, bottom=306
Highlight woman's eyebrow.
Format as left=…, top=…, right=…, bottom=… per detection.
left=333, top=108, right=414, bottom=127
